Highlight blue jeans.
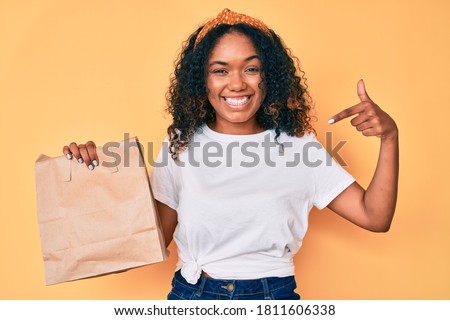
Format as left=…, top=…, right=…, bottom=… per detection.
left=167, top=270, right=301, bottom=300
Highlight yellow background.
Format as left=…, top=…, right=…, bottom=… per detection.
left=1, top=0, right=449, bottom=299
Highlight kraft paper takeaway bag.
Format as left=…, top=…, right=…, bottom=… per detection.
left=35, top=137, right=167, bottom=285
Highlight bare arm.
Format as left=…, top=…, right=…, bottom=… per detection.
left=326, top=80, right=399, bottom=232
left=156, top=200, right=178, bottom=247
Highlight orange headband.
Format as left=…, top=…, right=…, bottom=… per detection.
left=194, top=8, right=272, bottom=48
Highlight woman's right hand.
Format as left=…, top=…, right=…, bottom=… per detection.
left=63, top=141, right=99, bottom=171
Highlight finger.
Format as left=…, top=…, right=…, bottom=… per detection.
left=350, top=112, right=371, bottom=127
left=361, top=127, right=379, bottom=137
left=357, top=79, right=372, bottom=102
left=356, top=121, right=373, bottom=132
left=78, top=144, right=94, bottom=170
left=328, top=103, right=366, bottom=124
left=63, top=146, right=73, bottom=160
left=85, top=141, right=99, bottom=167
left=68, top=142, right=82, bottom=163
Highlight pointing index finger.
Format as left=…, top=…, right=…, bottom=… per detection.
left=328, top=103, right=366, bottom=124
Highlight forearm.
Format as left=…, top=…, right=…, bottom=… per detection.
left=155, top=200, right=178, bottom=248
left=363, top=132, right=399, bottom=231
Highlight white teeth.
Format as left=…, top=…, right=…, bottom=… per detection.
left=224, top=96, right=249, bottom=106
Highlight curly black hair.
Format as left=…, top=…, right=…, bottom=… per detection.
left=166, top=23, right=315, bottom=159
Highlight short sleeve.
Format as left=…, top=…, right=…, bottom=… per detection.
left=309, top=136, right=355, bottom=210
left=149, top=138, right=179, bottom=210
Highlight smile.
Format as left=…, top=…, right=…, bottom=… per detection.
left=223, top=95, right=251, bottom=108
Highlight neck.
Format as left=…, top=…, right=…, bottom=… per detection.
left=208, top=121, right=265, bottom=135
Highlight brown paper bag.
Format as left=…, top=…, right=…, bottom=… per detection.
left=35, top=136, right=167, bottom=285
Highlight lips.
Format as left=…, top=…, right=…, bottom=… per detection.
left=223, top=95, right=251, bottom=108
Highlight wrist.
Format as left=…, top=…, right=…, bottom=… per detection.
left=381, top=132, right=398, bottom=143
left=381, top=123, right=399, bottom=144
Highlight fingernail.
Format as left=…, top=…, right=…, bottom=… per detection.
left=78, top=158, right=84, bottom=164
left=88, top=164, right=94, bottom=171
left=92, top=160, right=98, bottom=167
left=328, top=118, right=335, bottom=124
left=66, top=153, right=72, bottom=160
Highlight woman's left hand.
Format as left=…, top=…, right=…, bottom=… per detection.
left=328, top=79, right=398, bottom=142
left=326, top=79, right=399, bottom=232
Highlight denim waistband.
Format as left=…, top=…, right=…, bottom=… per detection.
left=173, top=270, right=296, bottom=298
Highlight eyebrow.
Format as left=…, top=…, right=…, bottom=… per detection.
left=208, top=55, right=260, bottom=67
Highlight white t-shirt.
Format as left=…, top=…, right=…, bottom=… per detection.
left=150, top=124, right=355, bottom=284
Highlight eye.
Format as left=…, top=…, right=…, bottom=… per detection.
left=246, top=67, right=260, bottom=73
left=211, top=69, right=227, bottom=74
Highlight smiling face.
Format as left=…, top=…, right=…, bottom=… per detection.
left=206, top=32, right=265, bottom=134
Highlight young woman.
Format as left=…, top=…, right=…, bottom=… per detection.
left=63, top=9, right=399, bottom=300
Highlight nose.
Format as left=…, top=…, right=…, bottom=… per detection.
left=227, top=72, right=247, bottom=91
